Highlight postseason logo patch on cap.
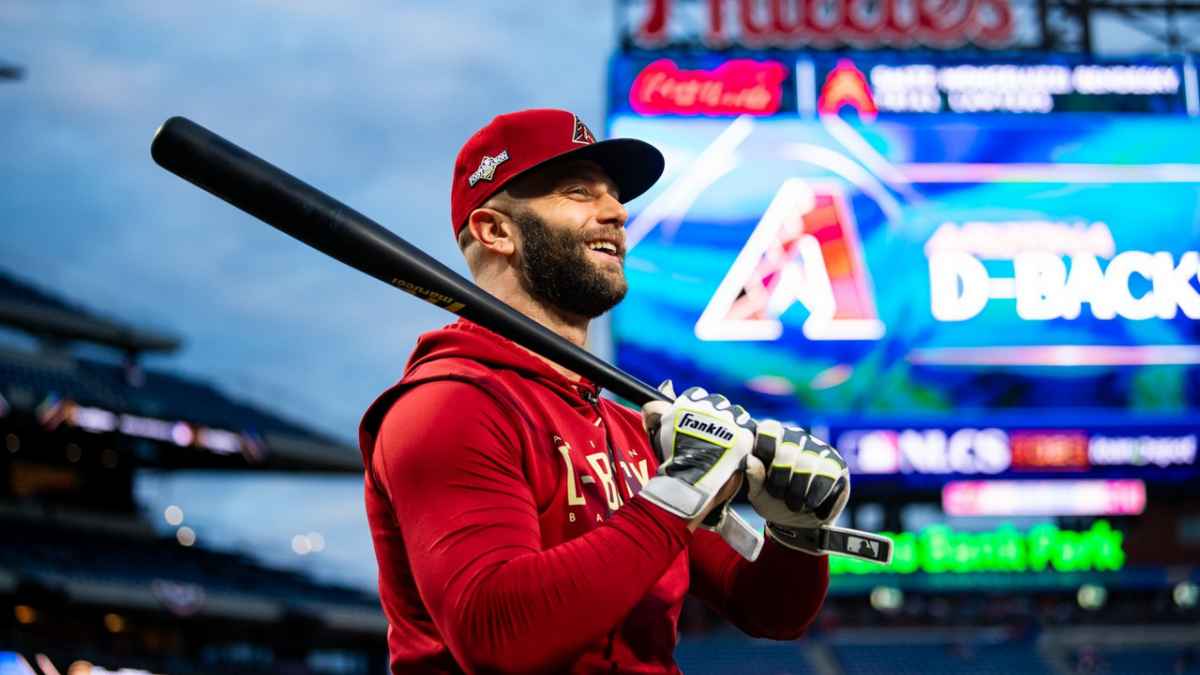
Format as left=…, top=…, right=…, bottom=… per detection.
left=468, top=150, right=510, bottom=187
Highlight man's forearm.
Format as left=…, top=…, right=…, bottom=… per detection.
left=690, top=530, right=830, bottom=640
left=431, top=496, right=691, bottom=671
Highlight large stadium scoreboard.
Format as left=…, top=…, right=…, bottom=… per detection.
left=606, top=51, right=1200, bottom=499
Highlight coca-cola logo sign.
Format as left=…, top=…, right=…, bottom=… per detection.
left=635, top=0, right=1014, bottom=49
left=630, top=59, right=788, bottom=116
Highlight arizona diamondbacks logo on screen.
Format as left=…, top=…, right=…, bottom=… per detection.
left=695, top=179, right=885, bottom=343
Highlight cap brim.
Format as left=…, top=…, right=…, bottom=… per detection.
left=554, top=138, right=665, bottom=204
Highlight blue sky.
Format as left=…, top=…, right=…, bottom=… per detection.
left=1, top=0, right=624, bottom=591
left=1, top=1, right=620, bottom=441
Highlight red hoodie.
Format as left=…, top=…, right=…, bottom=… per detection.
left=359, top=319, right=829, bottom=674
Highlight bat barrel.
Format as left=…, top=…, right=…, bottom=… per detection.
left=150, top=116, right=664, bottom=406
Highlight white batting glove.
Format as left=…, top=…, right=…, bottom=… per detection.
left=744, top=420, right=851, bottom=555
left=640, top=382, right=756, bottom=522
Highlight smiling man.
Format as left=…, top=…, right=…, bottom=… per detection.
left=357, top=109, right=847, bottom=673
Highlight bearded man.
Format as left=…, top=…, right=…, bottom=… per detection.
left=358, top=109, right=850, bottom=674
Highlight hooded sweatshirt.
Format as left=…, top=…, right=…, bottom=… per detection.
left=359, top=319, right=829, bottom=674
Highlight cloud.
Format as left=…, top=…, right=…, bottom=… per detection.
left=1, top=1, right=622, bottom=592
left=0, top=0, right=615, bottom=440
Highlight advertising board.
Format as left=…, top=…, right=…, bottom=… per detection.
left=609, top=53, right=1200, bottom=487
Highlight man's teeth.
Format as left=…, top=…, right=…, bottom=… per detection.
left=587, top=241, right=618, bottom=255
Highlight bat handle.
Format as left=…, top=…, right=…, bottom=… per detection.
left=715, top=513, right=897, bottom=563
left=793, top=525, right=895, bottom=565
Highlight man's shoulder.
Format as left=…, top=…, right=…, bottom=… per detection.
left=392, top=374, right=503, bottom=408
left=403, top=353, right=497, bottom=384
left=360, top=359, right=516, bottom=448
left=373, top=378, right=526, bottom=451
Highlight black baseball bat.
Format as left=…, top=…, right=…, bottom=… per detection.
left=149, top=116, right=893, bottom=565
left=150, top=116, right=663, bottom=406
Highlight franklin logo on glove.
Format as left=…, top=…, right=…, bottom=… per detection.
left=677, top=412, right=735, bottom=445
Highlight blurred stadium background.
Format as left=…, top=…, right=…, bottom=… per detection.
left=3, top=1, right=1200, bottom=673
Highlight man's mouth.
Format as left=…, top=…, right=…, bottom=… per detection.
left=585, top=239, right=623, bottom=260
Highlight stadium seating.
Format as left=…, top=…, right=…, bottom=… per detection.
left=0, top=348, right=327, bottom=441
left=674, top=635, right=817, bottom=674
left=0, top=514, right=377, bottom=608
left=1068, top=646, right=1200, bottom=674
left=831, top=642, right=1055, bottom=675
left=672, top=633, right=1200, bottom=675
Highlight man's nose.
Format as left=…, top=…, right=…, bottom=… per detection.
left=598, top=191, right=628, bottom=228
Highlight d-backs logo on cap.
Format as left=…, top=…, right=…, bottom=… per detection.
left=572, top=115, right=596, bottom=145
left=468, top=150, right=510, bottom=187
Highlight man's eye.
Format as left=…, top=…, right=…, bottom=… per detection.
left=568, top=186, right=591, bottom=197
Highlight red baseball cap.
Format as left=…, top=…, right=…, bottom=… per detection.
left=450, top=109, right=664, bottom=236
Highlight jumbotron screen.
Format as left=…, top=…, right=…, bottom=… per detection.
left=607, top=53, right=1200, bottom=486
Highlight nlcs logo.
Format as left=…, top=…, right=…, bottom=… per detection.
left=695, top=179, right=885, bottom=342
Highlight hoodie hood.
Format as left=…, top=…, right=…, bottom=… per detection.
left=403, top=319, right=601, bottom=408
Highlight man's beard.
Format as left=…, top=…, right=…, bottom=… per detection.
left=513, top=209, right=628, bottom=319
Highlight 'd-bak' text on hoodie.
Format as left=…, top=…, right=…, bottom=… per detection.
left=359, top=319, right=829, bottom=674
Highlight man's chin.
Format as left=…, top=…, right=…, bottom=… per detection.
left=595, top=279, right=629, bottom=314
left=594, top=270, right=628, bottom=304
left=573, top=274, right=628, bottom=318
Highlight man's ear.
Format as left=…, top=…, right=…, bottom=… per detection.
left=467, top=207, right=518, bottom=257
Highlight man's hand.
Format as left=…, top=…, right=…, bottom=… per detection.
left=744, top=420, right=850, bottom=555
left=640, top=382, right=755, bottom=528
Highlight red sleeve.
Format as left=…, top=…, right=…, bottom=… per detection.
left=372, top=380, right=692, bottom=672
left=687, top=529, right=830, bottom=639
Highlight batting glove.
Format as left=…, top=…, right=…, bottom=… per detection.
left=744, top=420, right=851, bottom=555
left=640, top=382, right=756, bottom=523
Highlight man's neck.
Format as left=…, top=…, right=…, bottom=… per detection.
left=490, top=286, right=591, bottom=380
